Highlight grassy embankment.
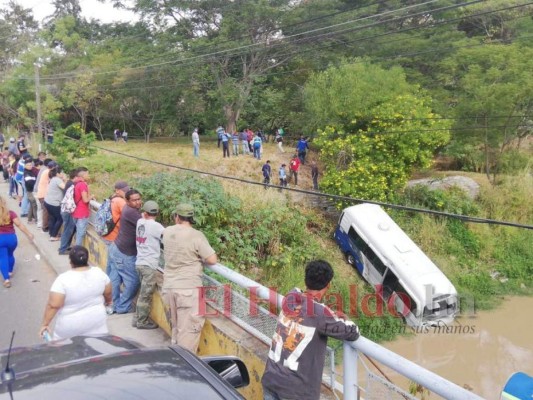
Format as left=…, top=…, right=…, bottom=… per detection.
left=79, top=138, right=532, bottom=342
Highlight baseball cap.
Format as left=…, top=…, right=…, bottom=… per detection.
left=174, top=203, right=194, bottom=218
left=47, top=161, right=58, bottom=168
left=143, top=200, right=159, bottom=214
left=9, top=137, right=15, bottom=142
left=114, top=181, right=130, bottom=192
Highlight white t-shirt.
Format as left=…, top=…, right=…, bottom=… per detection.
left=50, top=267, right=110, bottom=340
left=136, top=218, right=165, bottom=269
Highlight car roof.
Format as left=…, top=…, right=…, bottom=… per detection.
left=0, top=336, right=243, bottom=400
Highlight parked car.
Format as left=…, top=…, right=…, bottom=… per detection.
left=0, top=335, right=249, bottom=399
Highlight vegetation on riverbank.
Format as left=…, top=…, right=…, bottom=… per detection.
left=69, top=139, right=531, bottom=341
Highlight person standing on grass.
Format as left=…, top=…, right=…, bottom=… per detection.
left=216, top=125, right=225, bottom=148
left=296, top=135, right=309, bottom=165
left=262, top=160, right=271, bottom=188
left=192, top=128, right=200, bottom=158
left=108, top=189, right=142, bottom=314
left=275, top=131, right=284, bottom=153
left=289, top=154, right=301, bottom=186
left=221, top=130, right=231, bottom=158
left=311, top=161, right=319, bottom=191
left=232, top=131, right=240, bottom=156
left=253, top=132, right=262, bottom=160
left=262, top=260, right=360, bottom=400
left=0, top=196, right=34, bottom=288
left=71, top=167, right=92, bottom=246
left=133, top=200, right=164, bottom=330
left=279, top=163, right=287, bottom=191
left=239, top=129, right=249, bottom=155
left=162, top=203, right=217, bottom=352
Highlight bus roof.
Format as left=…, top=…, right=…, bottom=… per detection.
left=342, top=203, right=457, bottom=302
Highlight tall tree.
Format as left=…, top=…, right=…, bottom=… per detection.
left=131, top=0, right=299, bottom=132
left=443, top=43, right=532, bottom=182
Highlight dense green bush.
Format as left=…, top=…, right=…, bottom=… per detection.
left=47, top=123, right=97, bottom=171
left=400, top=185, right=479, bottom=215
left=134, top=173, right=324, bottom=274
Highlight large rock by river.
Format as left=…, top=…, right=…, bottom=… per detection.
left=407, top=176, right=480, bottom=199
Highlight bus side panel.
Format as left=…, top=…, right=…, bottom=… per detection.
left=334, top=226, right=365, bottom=275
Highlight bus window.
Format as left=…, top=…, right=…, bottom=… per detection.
left=348, top=227, right=368, bottom=253
left=349, top=227, right=387, bottom=275
left=383, top=270, right=417, bottom=314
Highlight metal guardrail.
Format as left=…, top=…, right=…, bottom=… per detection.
left=206, top=263, right=486, bottom=400
left=89, top=200, right=484, bottom=399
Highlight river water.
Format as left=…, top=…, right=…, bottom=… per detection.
left=378, top=296, right=533, bottom=399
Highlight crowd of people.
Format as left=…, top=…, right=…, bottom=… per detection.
left=194, top=126, right=320, bottom=191
left=0, top=130, right=352, bottom=400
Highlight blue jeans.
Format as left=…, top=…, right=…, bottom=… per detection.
left=254, top=146, right=261, bottom=160
left=193, top=142, right=199, bottom=157
left=58, top=212, right=76, bottom=253
left=9, top=177, right=18, bottom=197
left=21, top=186, right=29, bottom=215
left=73, top=217, right=89, bottom=246
left=0, top=233, right=17, bottom=280
left=108, top=243, right=139, bottom=314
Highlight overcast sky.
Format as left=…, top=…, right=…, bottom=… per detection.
left=2, top=0, right=137, bottom=24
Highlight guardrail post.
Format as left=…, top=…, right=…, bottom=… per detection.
left=343, top=341, right=359, bottom=400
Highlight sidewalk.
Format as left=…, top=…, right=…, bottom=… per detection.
left=3, top=182, right=170, bottom=347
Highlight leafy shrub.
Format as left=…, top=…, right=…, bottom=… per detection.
left=47, top=123, right=97, bottom=171
left=314, top=93, right=451, bottom=203
left=497, top=149, right=531, bottom=174
left=400, top=185, right=479, bottom=215
left=134, top=173, right=324, bottom=274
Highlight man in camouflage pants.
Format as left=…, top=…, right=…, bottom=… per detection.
left=133, top=200, right=165, bottom=329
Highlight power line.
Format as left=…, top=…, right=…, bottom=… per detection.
left=39, top=1, right=530, bottom=94
left=81, top=140, right=533, bottom=230
left=35, top=0, right=474, bottom=81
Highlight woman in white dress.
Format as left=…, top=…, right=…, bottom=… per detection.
left=39, top=245, right=112, bottom=340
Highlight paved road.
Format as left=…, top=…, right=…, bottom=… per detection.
left=0, top=181, right=169, bottom=351
left=0, top=213, right=56, bottom=348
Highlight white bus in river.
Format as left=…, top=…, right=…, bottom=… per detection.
left=334, top=203, right=458, bottom=327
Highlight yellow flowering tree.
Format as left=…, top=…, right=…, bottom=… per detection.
left=308, top=62, right=451, bottom=201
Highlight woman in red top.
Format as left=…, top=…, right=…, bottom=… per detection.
left=0, top=195, right=34, bottom=288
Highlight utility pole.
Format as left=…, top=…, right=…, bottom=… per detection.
left=34, top=63, right=42, bottom=141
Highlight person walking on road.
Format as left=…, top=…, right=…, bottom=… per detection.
left=0, top=196, right=34, bottom=288
left=133, top=200, right=164, bottom=330
left=162, top=203, right=217, bottom=353
left=262, top=260, right=360, bottom=400
left=39, top=245, right=112, bottom=340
